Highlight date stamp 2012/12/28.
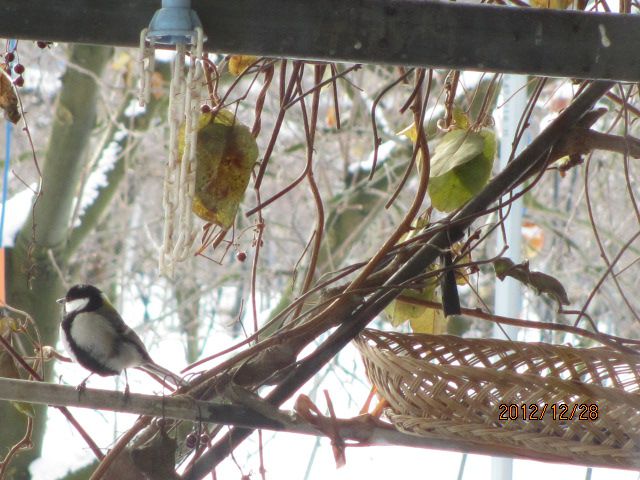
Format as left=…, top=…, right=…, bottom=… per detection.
left=498, top=403, right=599, bottom=421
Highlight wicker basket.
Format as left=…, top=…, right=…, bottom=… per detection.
left=355, top=329, right=640, bottom=469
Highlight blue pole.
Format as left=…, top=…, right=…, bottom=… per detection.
left=0, top=100, right=12, bottom=249
left=1, top=39, right=16, bottom=248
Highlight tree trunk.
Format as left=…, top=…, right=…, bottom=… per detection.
left=1, top=44, right=113, bottom=479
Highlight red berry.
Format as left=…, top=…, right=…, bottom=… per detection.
left=236, top=251, right=247, bottom=262
left=200, top=104, right=211, bottom=113
left=13, top=76, right=24, bottom=87
left=199, top=433, right=210, bottom=444
left=13, top=63, right=25, bottom=75
left=4, top=52, right=15, bottom=62
left=36, top=41, right=49, bottom=49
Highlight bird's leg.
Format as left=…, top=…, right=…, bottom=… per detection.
left=77, top=373, right=94, bottom=395
left=123, top=369, right=131, bottom=399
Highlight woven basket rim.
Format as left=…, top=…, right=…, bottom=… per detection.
left=355, top=328, right=640, bottom=469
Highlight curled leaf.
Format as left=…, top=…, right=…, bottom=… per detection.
left=428, top=129, right=496, bottom=212
left=429, top=129, right=484, bottom=178
left=494, top=257, right=570, bottom=306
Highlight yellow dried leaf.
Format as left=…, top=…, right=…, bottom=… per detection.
left=385, top=274, right=446, bottom=334
left=190, top=110, right=259, bottom=228
left=396, top=122, right=418, bottom=143
left=451, top=107, right=470, bottom=130
left=397, top=122, right=432, bottom=175
left=452, top=250, right=473, bottom=285
left=400, top=209, right=431, bottom=243
left=111, top=51, right=132, bottom=70
left=0, top=316, right=19, bottom=336
left=12, top=401, right=35, bottom=418
left=409, top=301, right=446, bottom=334
left=530, top=0, right=572, bottom=8
left=228, top=55, right=258, bottom=76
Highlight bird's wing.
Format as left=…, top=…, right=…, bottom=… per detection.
left=103, top=307, right=154, bottom=363
left=102, top=300, right=182, bottom=384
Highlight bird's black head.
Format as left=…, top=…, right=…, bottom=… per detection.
left=57, top=284, right=105, bottom=314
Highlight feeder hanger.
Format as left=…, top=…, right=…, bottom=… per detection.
left=146, top=0, right=206, bottom=46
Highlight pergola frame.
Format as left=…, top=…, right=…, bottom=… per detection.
left=2, top=0, right=640, bottom=81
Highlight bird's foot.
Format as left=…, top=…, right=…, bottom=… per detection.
left=76, top=373, right=93, bottom=396
left=122, top=369, right=131, bottom=400
left=76, top=380, right=88, bottom=396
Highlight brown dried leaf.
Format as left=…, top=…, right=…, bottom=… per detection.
left=0, top=69, right=20, bottom=124
left=494, top=257, right=570, bottom=306
left=130, top=429, right=179, bottom=480
left=150, top=71, right=165, bottom=100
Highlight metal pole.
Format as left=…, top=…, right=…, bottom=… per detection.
left=491, top=73, right=529, bottom=480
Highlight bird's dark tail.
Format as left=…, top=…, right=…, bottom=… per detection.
left=139, top=362, right=186, bottom=388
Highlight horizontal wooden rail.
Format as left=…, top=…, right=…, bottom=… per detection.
left=2, top=0, right=639, bottom=80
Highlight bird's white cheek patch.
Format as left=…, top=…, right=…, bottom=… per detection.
left=65, top=298, right=90, bottom=313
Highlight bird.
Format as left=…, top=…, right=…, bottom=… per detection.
left=57, top=284, right=184, bottom=392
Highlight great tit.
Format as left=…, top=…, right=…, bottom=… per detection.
left=58, top=284, right=183, bottom=391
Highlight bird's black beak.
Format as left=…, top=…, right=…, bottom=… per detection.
left=56, top=297, right=65, bottom=304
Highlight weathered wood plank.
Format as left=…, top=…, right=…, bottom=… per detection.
left=1, top=0, right=639, bottom=81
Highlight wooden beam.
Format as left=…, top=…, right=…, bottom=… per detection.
left=2, top=0, right=639, bottom=81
